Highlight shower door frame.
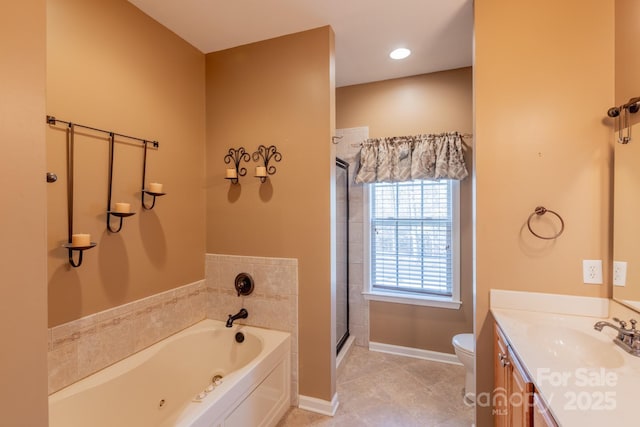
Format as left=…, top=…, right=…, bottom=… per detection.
left=336, top=157, right=350, bottom=355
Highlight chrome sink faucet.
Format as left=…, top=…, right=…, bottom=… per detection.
left=594, top=317, right=640, bottom=356
left=594, top=318, right=634, bottom=335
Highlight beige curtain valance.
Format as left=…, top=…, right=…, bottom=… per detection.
left=354, top=132, right=469, bottom=183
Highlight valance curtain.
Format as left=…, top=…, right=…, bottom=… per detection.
left=354, top=132, right=469, bottom=183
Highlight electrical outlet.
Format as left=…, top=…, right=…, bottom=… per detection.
left=583, top=260, right=603, bottom=284
left=613, top=261, right=627, bottom=286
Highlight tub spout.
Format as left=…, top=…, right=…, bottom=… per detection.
left=226, top=308, right=248, bottom=327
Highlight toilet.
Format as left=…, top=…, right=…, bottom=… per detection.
left=452, top=333, right=475, bottom=404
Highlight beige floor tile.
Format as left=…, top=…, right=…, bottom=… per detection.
left=278, top=345, right=474, bottom=427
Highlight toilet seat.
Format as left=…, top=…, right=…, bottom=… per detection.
left=453, top=333, right=474, bottom=355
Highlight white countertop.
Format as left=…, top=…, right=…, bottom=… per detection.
left=492, top=307, right=640, bottom=427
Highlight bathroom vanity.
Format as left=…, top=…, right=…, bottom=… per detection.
left=494, top=322, right=556, bottom=427
left=490, top=289, right=640, bottom=427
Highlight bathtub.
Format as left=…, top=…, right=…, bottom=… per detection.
left=49, top=319, right=291, bottom=427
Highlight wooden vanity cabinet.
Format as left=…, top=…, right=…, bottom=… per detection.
left=494, top=323, right=534, bottom=427
left=508, top=346, right=533, bottom=426
left=532, top=393, right=558, bottom=427
left=494, top=324, right=510, bottom=427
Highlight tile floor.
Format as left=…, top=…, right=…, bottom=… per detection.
left=277, top=345, right=474, bottom=426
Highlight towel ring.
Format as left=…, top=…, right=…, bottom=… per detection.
left=527, top=206, right=564, bottom=240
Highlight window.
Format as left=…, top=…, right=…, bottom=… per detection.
left=364, top=179, right=461, bottom=309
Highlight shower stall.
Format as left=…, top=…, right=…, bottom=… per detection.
left=335, top=158, right=350, bottom=355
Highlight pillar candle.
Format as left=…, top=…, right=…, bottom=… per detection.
left=148, top=182, right=163, bottom=193
left=113, top=202, right=130, bottom=213
left=71, top=233, right=91, bottom=247
left=226, top=168, right=238, bottom=179
left=255, top=166, right=267, bottom=177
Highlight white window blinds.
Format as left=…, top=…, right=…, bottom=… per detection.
left=370, top=179, right=454, bottom=296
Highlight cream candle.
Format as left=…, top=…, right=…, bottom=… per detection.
left=225, top=168, right=238, bottom=179
left=71, top=233, right=91, bottom=247
left=255, top=166, right=267, bottom=177
left=148, top=182, right=163, bottom=193
left=113, top=202, right=130, bottom=213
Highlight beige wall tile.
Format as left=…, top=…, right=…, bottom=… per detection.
left=48, top=258, right=298, bottom=405
left=48, top=342, right=77, bottom=394
left=48, top=280, right=206, bottom=393
left=205, top=253, right=299, bottom=405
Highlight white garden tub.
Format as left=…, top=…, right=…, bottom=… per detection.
left=49, top=319, right=291, bottom=427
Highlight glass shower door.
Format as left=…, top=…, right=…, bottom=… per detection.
left=336, top=158, right=349, bottom=354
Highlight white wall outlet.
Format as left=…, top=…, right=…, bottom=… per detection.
left=583, top=260, right=603, bottom=284
left=613, top=261, right=627, bottom=287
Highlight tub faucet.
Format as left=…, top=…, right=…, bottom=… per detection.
left=226, top=308, right=248, bottom=327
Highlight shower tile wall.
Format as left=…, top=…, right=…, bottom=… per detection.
left=205, top=253, right=299, bottom=405
left=336, top=126, right=370, bottom=347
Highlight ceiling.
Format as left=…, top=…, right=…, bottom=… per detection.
left=127, top=0, right=473, bottom=87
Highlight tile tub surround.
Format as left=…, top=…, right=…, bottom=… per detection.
left=48, top=280, right=207, bottom=394
left=48, top=255, right=300, bottom=404
left=205, top=253, right=299, bottom=405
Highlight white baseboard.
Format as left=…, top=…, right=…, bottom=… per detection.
left=369, top=341, right=462, bottom=365
left=298, top=393, right=339, bottom=416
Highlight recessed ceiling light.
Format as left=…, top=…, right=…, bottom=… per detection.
left=389, top=48, right=411, bottom=60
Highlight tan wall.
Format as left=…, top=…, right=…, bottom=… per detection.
left=614, top=0, right=640, bottom=107
left=337, top=68, right=473, bottom=137
left=205, top=27, right=336, bottom=401
left=0, top=1, right=49, bottom=425
left=336, top=68, right=474, bottom=353
left=46, top=0, right=206, bottom=326
left=475, top=1, right=614, bottom=424
left=612, top=0, right=640, bottom=307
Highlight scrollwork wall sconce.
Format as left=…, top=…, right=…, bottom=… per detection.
left=223, top=147, right=250, bottom=184
left=252, top=145, right=282, bottom=183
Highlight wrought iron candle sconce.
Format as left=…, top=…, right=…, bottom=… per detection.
left=107, top=206, right=135, bottom=232
left=47, top=115, right=160, bottom=266
left=106, top=133, right=135, bottom=233
left=46, top=118, right=97, bottom=268
left=141, top=140, right=164, bottom=210
left=64, top=123, right=96, bottom=267
left=223, top=147, right=250, bottom=184
left=252, top=145, right=282, bottom=183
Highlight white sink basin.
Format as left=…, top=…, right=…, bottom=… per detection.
left=527, top=325, right=625, bottom=369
